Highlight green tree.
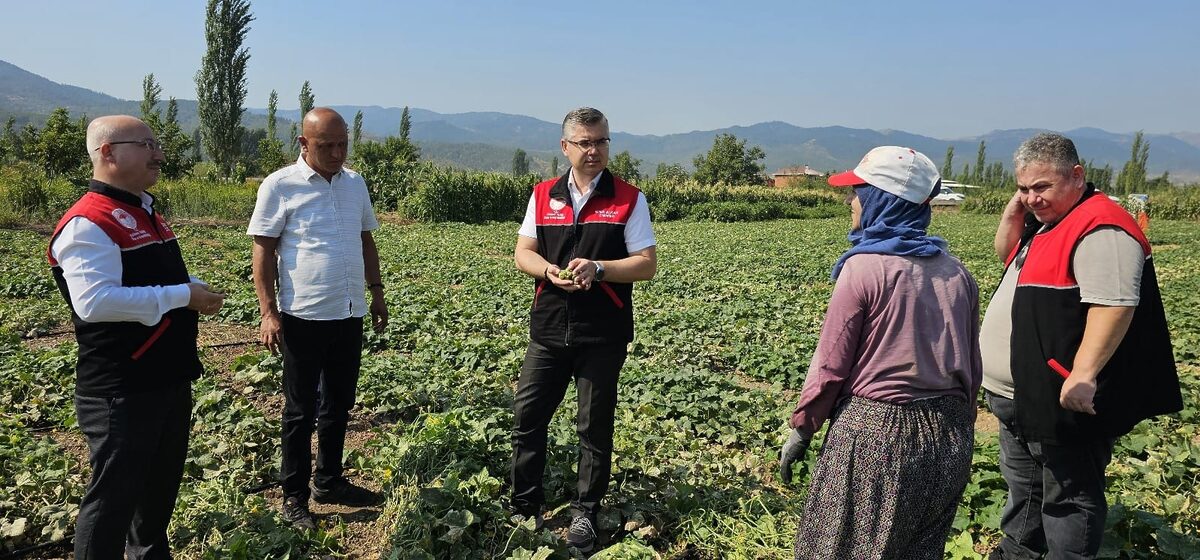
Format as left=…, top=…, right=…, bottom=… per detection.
left=157, top=98, right=195, bottom=179
left=973, top=141, right=987, bottom=185
left=549, top=156, right=559, bottom=177
left=692, top=133, right=766, bottom=185
left=265, top=90, right=279, bottom=140
left=140, top=74, right=163, bottom=130
left=0, top=117, right=17, bottom=163
left=288, top=122, right=299, bottom=156
left=941, top=146, right=954, bottom=179
left=608, top=150, right=642, bottom=182
left=394, top=106, right=420, bottom=162
left=298, top=80, right=315, bottom=117
left=191, top=128, right=203, bottom=162
left=256, top=90, right=286, bottom=174
left=31, top=107, right=89, bottom=181
left=512, top=148, right=529, bottom=175
left=352, top=110, right=363, bottom=151
left=655, top=162, right=689, bottom=183
left=1116, top=131, right=1149, bottom=195
left=1082, top=158, right=1114, bottom=191
left=195, top=0, right=254, bottom=178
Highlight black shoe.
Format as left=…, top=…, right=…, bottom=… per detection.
left=566, top=514, right=597, bottom=552
left=312, top=477, right=382, bottom=507
left=509, top=506, right=545, bottom=531
left=282, top=496, right=316, bottom=530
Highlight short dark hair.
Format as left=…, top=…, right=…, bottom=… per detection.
left=562, top=107, right=607, bottom=138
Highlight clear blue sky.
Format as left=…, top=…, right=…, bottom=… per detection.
left=1, top=0, right=1197, bottom=138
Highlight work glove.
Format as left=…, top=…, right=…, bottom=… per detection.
left=779, top=428, right=812, bottom=484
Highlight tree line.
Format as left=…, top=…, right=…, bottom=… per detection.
left=0, top=0, right=1181, bottom=193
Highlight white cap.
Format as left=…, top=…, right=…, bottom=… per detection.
left=827, top=146, right=941, bottom=204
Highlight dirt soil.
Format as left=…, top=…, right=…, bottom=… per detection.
left=20, top=321, right=393, bottom=559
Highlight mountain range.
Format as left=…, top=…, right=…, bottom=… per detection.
left=4, top=58, right=1200, bottom=182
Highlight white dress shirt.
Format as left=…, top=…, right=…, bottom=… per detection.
left=247, top=156, right=380, bottom=320
left=50, top=192, right=192, bottom=326
left=518, top=169, right=656, bottom=253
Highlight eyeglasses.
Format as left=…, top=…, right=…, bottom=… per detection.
left=95, top=138, right=163, bottom=152
left=565, top=137, right=611, bottom=151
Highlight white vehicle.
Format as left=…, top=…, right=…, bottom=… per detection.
left=932, top=185, right=966, bottom=205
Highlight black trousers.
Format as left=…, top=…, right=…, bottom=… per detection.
left=510, top=340, right=627, bottom=517
left=73, top=382, right=192, bottom=560
left=279, top=313, right=363, bottom=501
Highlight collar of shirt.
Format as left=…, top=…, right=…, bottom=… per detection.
left=567, top=169, right=603, bottom=212
left=88, top=179, right=156, bottom=213
left=295, top=154, right=342, bottom=181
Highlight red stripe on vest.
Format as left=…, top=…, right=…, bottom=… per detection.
left=1015, top=194, right=1150, bottom=289
left=47, top=192, right=177, bottom=266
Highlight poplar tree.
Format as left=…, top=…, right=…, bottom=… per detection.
left=394, top=106, right=419, bottom=162
left=140, top=74, right=163, bottom=129
left=1116, top=131, right=1150, bottom=195
left=941, top=146, right=954, bottom=179
left=257, top=90, right=286, bottom=173
left=158, top=98, right=195, bottom=179
left=973, top=141, right=986, bottom=185
left=512, top=148, right=529, bottom=175
left=299, top=81, right=315, bottom=117
left=352, top=110, right=363, bottom=150
left=195, top=0, right=254, bottom=177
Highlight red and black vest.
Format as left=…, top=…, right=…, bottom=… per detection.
left=530, top=170, right=639, bottom=348
left=47, top=181, right=202, bottom=397
left=1005, top=186, right=1181, bottom=444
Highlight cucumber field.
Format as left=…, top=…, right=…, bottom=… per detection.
left=2, top=213, right=1198, bottom=559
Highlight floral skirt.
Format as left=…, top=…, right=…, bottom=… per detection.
left=794, top=396, right=974, bottom=560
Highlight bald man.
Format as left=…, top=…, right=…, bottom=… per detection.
left=248, top=107, right=387, bottom=529
left=48, top=115, right=225, bottom=558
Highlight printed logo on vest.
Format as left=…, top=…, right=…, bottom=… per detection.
left=112, top=208, right=138, bottom=230
left=594, top=209, right=619, bottom=219
left=544, top=197, right=568, bottom=221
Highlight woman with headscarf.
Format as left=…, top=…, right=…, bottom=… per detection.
left=779, top=146, right=983, bottom=559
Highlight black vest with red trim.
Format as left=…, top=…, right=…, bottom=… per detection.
left=531, top=170, right=639, bottom=347
left=47, top=181, right=202, bottom=397
left=1006, top=186, right=1180, bottom=444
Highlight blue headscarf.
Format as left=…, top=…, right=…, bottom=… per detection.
left=830, top=184, right=948, bottom=279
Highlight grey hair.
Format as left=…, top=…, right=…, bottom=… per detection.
left=561, top=107, right=607, bottom=138
left=1013, top=132, right=1080, bottom=175
left=85, top=117, right=121, bottom=163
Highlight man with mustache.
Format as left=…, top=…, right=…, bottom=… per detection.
left=981, top=132, right=1181, bottom=558
left=249, top=107, right=387, bottom=530
left=49, top=114, right=225, bottom=558
left=510, top=107, right=657, bottom=552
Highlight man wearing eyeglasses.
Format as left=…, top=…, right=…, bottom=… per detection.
left=248, top=107, right=387, bottom=530
left=48, top=115, right=226, bottom=558
left=510, top=107, right=657, bottom=552
left=980, top=133, right=1180, bottom=559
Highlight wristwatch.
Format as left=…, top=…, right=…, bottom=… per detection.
left=594, top=261, right=605, bottom=281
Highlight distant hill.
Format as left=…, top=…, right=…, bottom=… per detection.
left=4, top=58, right=1200, bottom=182
left=0, top=59, right=274, bottom=132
